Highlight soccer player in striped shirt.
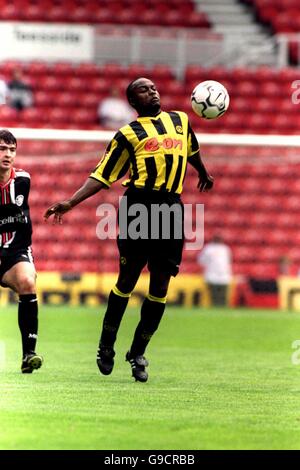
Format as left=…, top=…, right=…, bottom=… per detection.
left=0, top=129, right=43, bottom=373
left=45, top=77, right=213, bottom=382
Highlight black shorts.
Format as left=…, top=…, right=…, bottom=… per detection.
left=117, top=189, right=184, bottom=277
left=0, top=248, right=34, bottom=287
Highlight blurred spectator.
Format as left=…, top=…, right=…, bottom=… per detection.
left=198, top=235, right=233, bottom=306
left=0, top=77, right=9, bottom=105
left=279, top=255, right=292, bottom=275
left=98, top=87, right=135, bottom=129
left=278, top=255, right=299, bottom=276
left=8, top=69, right=33, bottom=111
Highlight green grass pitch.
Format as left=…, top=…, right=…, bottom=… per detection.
left=1, top=305, right=300, bottom=450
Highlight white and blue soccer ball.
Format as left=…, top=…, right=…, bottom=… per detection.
left=191, top=80, right=230, bottom=119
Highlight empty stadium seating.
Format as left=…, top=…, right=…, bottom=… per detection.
left=243, top=0, right=300, bottom=64
left=0, top=0, right=211, bottom=27
left=244, top=0, right=300, bottom=33
left=1, top=61, right=300, bottom=135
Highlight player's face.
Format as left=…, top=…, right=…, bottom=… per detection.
left=0, top=140, right=17, bottom=172
left=131, top=78, right=161, bottom=114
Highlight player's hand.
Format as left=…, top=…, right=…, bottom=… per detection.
left=197, top=174, right=214, bottom=192
left=44, top=201, right=72, bottom=224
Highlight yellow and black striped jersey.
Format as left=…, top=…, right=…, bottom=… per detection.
left=90, top=110, right=199, bottom=195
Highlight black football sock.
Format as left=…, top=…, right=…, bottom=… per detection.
left=18, top=294, right=38, bottom=357
left=98, top=286, right=131, bottom=350
left=129, top=295, right=166, bottom=357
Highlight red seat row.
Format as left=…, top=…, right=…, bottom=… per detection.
left=0, top=1, right=210, bottom=27
left=246, top=0, right=300, bottom=63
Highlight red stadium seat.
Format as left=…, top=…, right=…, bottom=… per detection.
left=88, top=77, right=111, bottom=94
left=70, top=108, right=97, bottom=125
left=49, top=62, right=74, bottom=76
left=34, top=90, right=56, bottom=107
left=19, top=4, right=46, bottom=21
left=150, top=64, right=174, bottom=80
left=64, top=76, right=87, bottom=92
left=21, top=140, right=50, bottom=156
left=47, top=108, right=71, bottom=125
left=47, top=6, right=69, bottom=22
left=0, top=106, right=19, bottom=126
left=187, top=11, right=211, bottom=28
left=260, top=81, right=282, bottom=97
left=69, top=6, right=92, bottom=23
left=89, top=9, right=113, bottom=24
left=126, top=64, right=148, bottom=79
left=23, top=61, right=49, bottom=76
left=35, top=75, right=64, bottom=91
left=20, top=108, right=47, bottom=125
left=101, top=63, right=124, bottom=78
left=75, top=63, right=100, bottom=77
left=236, top=81, right=257, bottom=96
left=0, top=4, right=19, bottom=20
left=80, top=93, right=101, bottom=108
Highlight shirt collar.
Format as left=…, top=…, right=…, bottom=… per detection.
left=0, top=167, right=15, bottom=187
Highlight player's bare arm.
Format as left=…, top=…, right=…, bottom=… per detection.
left=44, top=177, right=106, bottom=224
left=188, top=151, right=214, bottom=192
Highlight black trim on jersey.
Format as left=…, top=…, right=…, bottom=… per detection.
left=160, top=154, right=173, bottom=191
left=130, top=122, right=148, bottom=141
left=91, top=142, right=113, bottom=174
left=144, top=157, right=157, bottom=190
left=171, top=155, right=184, bottom=193
left=121, top=134, right=139, bottom=182
left=169, top=112, right=183, bottom=134
left=151, top=118, right=167, bottom=135
left=188, top=123, right=199, bottom=153
left=165, top=154, right=174, bottom=185
left=113, top=131, right=139, bottom=183
left=106, top=141, right=113, bottom=153
left=117, top=160, right=130, bottom=180
left=102, top=131, right=132, bottom=181
left=101, top=144, right=124, bottom=181
left=89, top=175, right=109, bottom=188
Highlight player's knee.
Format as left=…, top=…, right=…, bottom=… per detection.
left=116, top=278, right=134, bottom=294
left=149, top=287, right=168, bottom=299
left=16, top=274, right=36, bottom=294
left=149, top=284, right=169, bottom=299
left=116, top=271, right=140, bottom=293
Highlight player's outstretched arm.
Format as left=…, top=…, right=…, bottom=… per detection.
left=188, top=151, right=214, bottom=192
left=44, top=177, right=105, bottom=224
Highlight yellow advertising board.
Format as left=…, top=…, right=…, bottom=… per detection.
left=0, top=272, right=211, bottom=307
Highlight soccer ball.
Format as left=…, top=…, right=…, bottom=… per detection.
left=191, top=80, right=230, bottom=119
